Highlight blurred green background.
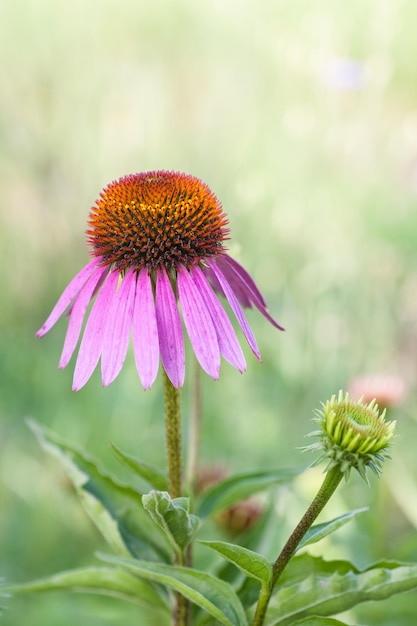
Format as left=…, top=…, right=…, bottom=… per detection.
left=1, top=0, right=417, bottom=623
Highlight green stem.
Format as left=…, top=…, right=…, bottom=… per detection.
left=174, top=578, right=188, bottom=626
left=271, top=467, right=343, bottom=585
left=163, top=370, right=182, bottom=499
left=252, top=583, right=271, bottom=626
left=252, top=466, right=343, bottom=626
left=163, top=371, right=188, bottom=626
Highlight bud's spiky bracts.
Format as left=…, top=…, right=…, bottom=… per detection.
left=305, top=391, right=396, bottom=482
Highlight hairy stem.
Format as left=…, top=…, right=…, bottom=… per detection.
left=163, top=371, right=182, bottom=499
left=163, top=371, right=188, bottom=626
left=252, top=467, right=344, bottom=626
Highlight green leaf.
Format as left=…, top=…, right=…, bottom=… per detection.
left=292, top=617, right=348, bottom=626
left=197, top=468, right=302, bottom=518
left=266, top=557, right=417, bottom=625
left=200, top=540, right=272, bottom=585
left=4, top=566, right=169, bottom=613
left=278, top=554, right=354, bottom=587
left=236, top=506, right=288, bottom=607
left=237, top=577, right=264, bottom=611
left=111, top=442, right=168, bottom=491
left=27, top=419, right=170, bottom=562
left=215, top=505, right=277, bottom=589
left=142, top=491, right=200, bottom=552
left=98, top=553, right=248, bottom=626
left=296, top=508, right=368, bottom=552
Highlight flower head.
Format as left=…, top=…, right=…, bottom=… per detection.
left=305, top=391, right=396, bottom=482
left=37, top=171, right=282, bottom=390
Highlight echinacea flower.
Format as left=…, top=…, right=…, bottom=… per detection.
left=37, top=171, right=282, bottom=390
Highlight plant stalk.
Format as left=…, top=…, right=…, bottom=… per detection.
left=163, top=370, right=183, bottom=499
left=252, top=466, right=344, bottom=626
left=163, top=370, right=188, bottom=626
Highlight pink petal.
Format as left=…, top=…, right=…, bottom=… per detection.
left=177, top=266, right=220, bottom=379
left=202, top=264, right=224, bottom=297
left=72, top=271, right=119, bottom=391
left=155, top=268, right=185, bottom=388
left=36, top=258, right=101, bottom=337
left=101, top=269, right=136, bottom=387
left=59, top=266, right=109, bottom=368
left=207, top=260, right=261, bottom=361
left=209, top=260, right=251, bottom=307
left=220, top=255, right=268, bottom=306
left=132, top=269, right=160, bottom=390
left=191, top=265, right=246, bottom=372
left=217, top=255, right=284, bottom=330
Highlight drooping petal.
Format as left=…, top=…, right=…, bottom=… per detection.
left=219, top=255, right=268, bottom=305
left=36, top=258, right=101, bottom=337
left=177, top=265, right=220, bottom=379
left=59, top=265, right=109, bottom=368
left=209, top=259, right=251, bottom=307
left=202, top=263, right=224, bottom=297
left=72, top=270, right=119, bottom=390
left=216, top=255, right=284, bottom=330
left=132, top=269, right=160, bottom=390
left=207, top=260, right=261, bottom=361
left=101, top=268, right=136, bottom=387
left=155, top=268, right=185, bottom=388
left=191, top=265, right=246, bottom=372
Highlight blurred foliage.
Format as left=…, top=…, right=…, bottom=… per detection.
left=1, top=0, right=417, bottom=623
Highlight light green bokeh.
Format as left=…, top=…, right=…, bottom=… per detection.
left=1, top=1, right=417, bottom=624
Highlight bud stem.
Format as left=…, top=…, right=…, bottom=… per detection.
left=252, top=466, right=343, bottom=626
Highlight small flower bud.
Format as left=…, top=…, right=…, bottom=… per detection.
left=304, top=390, right=396, bottom=482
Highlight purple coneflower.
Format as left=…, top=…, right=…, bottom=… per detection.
left=37, top=171, right=282, bottom=390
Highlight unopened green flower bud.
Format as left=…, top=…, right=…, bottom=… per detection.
left=305, top=390, right=396, bottom=482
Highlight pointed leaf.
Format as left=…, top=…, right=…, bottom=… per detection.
left=4, top=566, right=169, bottom=613
left=27, top=419, right=170, bottom=562
left=266, top=557, right=417, bottom=625
left=110, top=442, right=168, bottom=491
left=200, top=540, right=272, bottom=585
left=234, top=508, right=282, bottom=608
left=197, top=468, right=302, bottom=518
left=99, top=553, right=248, bottom=626
left=278, top=554, right=355, bottom=588
left=296, top=508, right=368, bottom=552
left=292, top=617, right=349, bottom=626
left=143, top=491, right=200, bottom=552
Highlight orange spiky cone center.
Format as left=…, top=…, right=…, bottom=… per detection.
left=87, top=170, right=229, bottom=271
